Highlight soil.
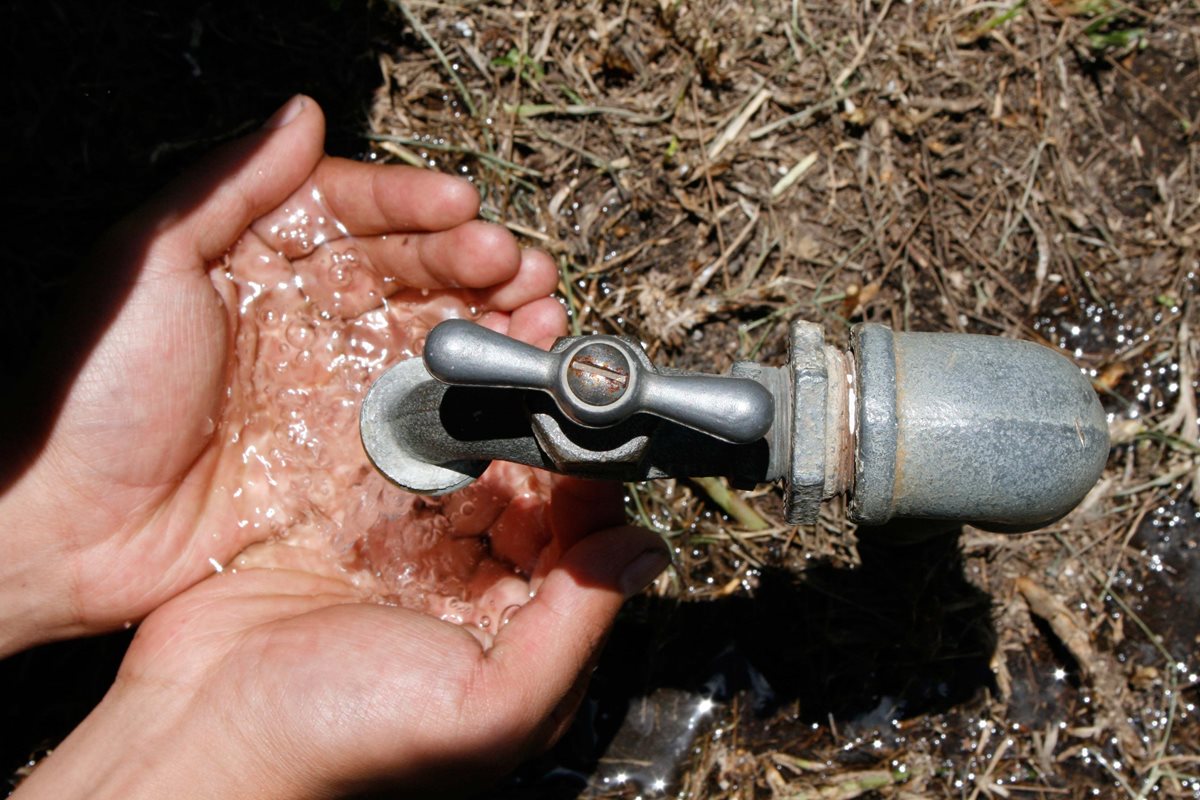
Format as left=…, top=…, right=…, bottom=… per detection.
left=4, top=1, right=1199, bottom=798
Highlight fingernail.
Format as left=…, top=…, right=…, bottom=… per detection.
left=618, top=549, right=670, bottom=599
left=262, top=95, right=306, bottom=129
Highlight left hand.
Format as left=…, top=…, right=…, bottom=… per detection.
left=7, top=95, right=671, bottom=798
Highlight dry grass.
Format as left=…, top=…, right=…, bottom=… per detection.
left=371, top=0, right=1200, bottom=796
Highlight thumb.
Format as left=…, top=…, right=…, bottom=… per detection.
left=526, top=476, right=629, bottom=584
left=482, top=524, right=670, bottom=748
left=548, top=476, right=627, bottom=549
left=140, top=94, right=327, bottom=267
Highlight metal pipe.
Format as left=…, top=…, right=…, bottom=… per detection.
left=360, top=319, right=1109, bottom=531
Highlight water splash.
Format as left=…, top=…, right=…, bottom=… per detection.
left=209, top=189, right=548, bottom=631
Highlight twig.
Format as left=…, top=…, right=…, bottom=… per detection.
left=1024, top=208, right=1051, bottom=311
left=833, top=0, right=895, bottom=87
left=503, top=102, right=675, bottom=124
left=707, top=85, right=773, bottom=161
left=497, top=220, right=551, bottom=243
left=389, top=0, right=478, bottom=118
left=1111, top=461, right=1195, bottom=497
left=689, top=206, right=761, bottom=298
left=998, top=139, right=1049, bottom=251
left=365, top=133, right=542, bottom=176
left=692, top=477, right=770, bottom=531
left=749, top=86, right=865, bottom=139
left=771, top=152, right=820, bottom=198
left=529, top=129, right=631, bottom=172
left=374, top=139, right=430, bottom=169
left=689, top=83, right=728, bottom=259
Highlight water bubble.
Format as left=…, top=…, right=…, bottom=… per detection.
left=213, top=226, right=560, bottom=639
left=327, top=259, right=354, bottom=289
left=286, top=320, right=315, bottom=348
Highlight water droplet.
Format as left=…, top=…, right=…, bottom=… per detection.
left=501, top=604, right=523, bottom=626
left=286, top=320, right=315, bottom=348
left=327, top=260, right=354, bottom=288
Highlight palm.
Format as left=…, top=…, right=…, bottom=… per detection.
left=6, top=101, right=669, bottom=797
left=122, top=568, right=523, bottom=791
left=19, top=102, right=564, bottom=636
left=116, top=510, right=651, bottom=796
left=50, top=251, right=233, bottom=625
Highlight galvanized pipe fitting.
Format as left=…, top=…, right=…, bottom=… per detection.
left=360, top=319, right=1109, bottom=531
left=848, top=323, right=1110, bottom=529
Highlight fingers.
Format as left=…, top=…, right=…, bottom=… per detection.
left=272, top=218, right=521, bottom=290
left=524, top=475, right=625, bottom=585
left=365, top=235, right=553, bottom=306
left=249, top=169, right=483, bottom=263
left=548, top=477, right=628, bottom=544
left=149, top=95, right=327, bottom=267
left=477, top=249, right=558, bottom=310
left=310, top=158, right=481, bottom=237
left=481, top=526, right=669, bottom=743
left=286, top=232, right=560, bottom=321
left=394, top=220, right=522, bottom=289
left=475, top=296, right=566, bottom=350
left=508, top=297, right=568, bottom=344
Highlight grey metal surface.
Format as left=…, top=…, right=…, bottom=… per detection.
left=565, top=343, right=631, bottom=405
left=425, top=319, right=558, bottom=391
left=850, top=324, right=899, bottom=526
left=729, top=361, right=792, bottom=485
left=784, top=320, right=827, bottom=525
left=359, top=358, right=490, bottom=495
left=882, top=330, right=1109, bottom=530
left=423, top=319, right=775, bottom=444
left=360, top=318, right=1110, bottom=532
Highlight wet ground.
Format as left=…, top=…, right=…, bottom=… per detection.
left=5, top=1, right=1200, bottom=798
left=490, top=502, right=1200, bottom=798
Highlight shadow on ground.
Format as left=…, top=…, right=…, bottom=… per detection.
left=495, top=523, right=998, bottom=797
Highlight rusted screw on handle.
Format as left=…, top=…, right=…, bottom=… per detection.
left=566, top=343, right=630, bottom=406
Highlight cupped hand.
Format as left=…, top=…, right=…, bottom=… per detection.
left=13, top=477, right=668, bottom=799
left=6, top=95, right=671, bottom=797
left=0, top=96, right=576, bottom=651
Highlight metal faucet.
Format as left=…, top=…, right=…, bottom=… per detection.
left=359, top=319, right=1109, bottom=531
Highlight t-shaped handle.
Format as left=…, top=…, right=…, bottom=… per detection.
left=422, top=319, right=774, bottom=444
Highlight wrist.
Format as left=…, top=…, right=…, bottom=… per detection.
left=12, top=673, right=311, bottom=800
left=0, top=468, right=79, bottom=657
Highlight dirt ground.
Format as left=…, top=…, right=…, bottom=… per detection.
left=4, top=1, right=1199, bottom=797
left=367, top=0, right=1200, bottom=796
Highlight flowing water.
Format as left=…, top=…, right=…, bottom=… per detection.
left=207, top=183, right=549, bottom=642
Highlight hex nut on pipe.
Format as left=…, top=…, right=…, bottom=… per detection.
left=849, top=323, right=1110, bottom=530
left=784, top=321, right=828, bottom=524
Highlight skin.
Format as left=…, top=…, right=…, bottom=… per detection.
left=3, top=96, right=668, bottom=798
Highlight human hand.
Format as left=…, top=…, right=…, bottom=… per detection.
left=6, top=94, right=669, bottom=795
left=0, top=95, right=640, bottom=655
left=12, top=472, right=667, bottom=799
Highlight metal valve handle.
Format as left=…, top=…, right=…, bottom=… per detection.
left=423, top=319, right=775, bottom=445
